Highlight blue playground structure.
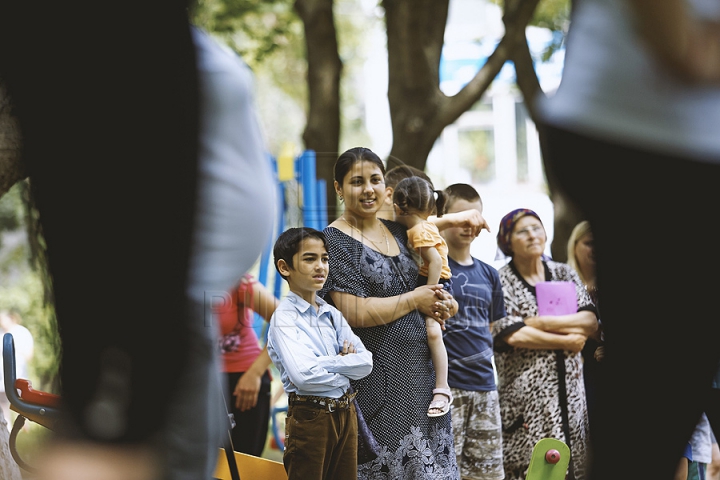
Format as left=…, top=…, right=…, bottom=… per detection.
left=254, top=148, right=328, bottom=334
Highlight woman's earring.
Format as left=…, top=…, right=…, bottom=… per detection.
left=338, top=194, right=344, bottom=202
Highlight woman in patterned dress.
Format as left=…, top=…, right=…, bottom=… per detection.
left=491, top=209, right=599, bottom=480
left=320, top=147, right=481, bottom=479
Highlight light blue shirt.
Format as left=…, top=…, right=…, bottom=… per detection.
left=689, top=413, right=713, bottom=464
left=267, top=291, right=373, bottom=398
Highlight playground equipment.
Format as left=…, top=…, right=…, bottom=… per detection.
left=214, top=449, right=286, bottom=480
left=2, top=333, right=286, bottom=480
left=525, top=438, right=571, bottom=480
left=254, top=148, right=327, bottom=337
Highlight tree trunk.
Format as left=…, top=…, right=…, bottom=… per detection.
left=537, top=124, right=585, bottom=262
left=384, top=0, right=541, bottom=171
left=0, top=83, right=26, bottom=198
left=0, top=414, right=22, bottom=479
left=294, top=0, right=343, bottom=221
left=509, top=13, right=584, bottom=262
left=383, top=0, right=450, bottom=169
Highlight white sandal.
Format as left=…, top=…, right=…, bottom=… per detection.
left=427, top=388, right=453, bottom=417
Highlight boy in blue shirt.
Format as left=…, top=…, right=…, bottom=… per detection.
left=267, top=227, right=373, bottom=480
left=440, top=184, right=506, bottom=480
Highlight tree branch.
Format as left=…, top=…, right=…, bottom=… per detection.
left=510, top=30, right=543, bottom=122
left=440, top=0, right=542, bottom=127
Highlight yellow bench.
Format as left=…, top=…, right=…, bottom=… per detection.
left=214, top=449, right=287, bottom=480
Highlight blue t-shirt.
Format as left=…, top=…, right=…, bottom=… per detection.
left=683, top=442, right=693, bottom=462
left=443, top=256, right=507, bottom=391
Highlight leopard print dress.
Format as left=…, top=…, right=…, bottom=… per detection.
left=492, top=260, right=596, bottom=480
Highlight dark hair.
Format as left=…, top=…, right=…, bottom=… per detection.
left=333, top=147, right=385, bottom=184
left=393, top=176, right=447, bottom=218
left=273, top=227, right=327, bottom=280
left=384, top=165, right=434, bottom=190
left=444, top=183, right=482, bottom=210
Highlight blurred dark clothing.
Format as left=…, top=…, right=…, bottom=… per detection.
left=0, top=0, right=199, bottom=444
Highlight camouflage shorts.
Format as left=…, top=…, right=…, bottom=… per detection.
left=451, top=388, right=504, bottom=480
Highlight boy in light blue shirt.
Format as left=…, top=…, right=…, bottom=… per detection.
left=267, top=227, right=373, bottom=480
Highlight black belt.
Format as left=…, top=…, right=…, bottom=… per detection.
left=288, top=390, right=357, bottom=413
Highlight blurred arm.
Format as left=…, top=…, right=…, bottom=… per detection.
left=627, top=0, right=720, bottom=84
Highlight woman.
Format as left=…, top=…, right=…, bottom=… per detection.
left=215, top=274, right=279, bottom=456
left=491, top=209, right=598, bottom=480
left=566, top=221, right=603, bottom=427
left=566, top=220, right=602, bottom=410
left=320, top=147, right=480, bottom=479
left=566, top=221, right=597, bottom=307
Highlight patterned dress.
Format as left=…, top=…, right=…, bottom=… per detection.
left=491, top=260, right=595, bottom=480
left=321, top=220, right=460, bottom=480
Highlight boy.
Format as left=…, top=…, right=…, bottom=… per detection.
left=440, top=184, right=506, bottom=480
left=267, top=227, right=373, bottom=480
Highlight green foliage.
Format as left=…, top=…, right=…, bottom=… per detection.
left=0, top=273, right=60, bottom=391
left=193, top=0, right=301, bottom=65
left=533, top=0, right=570, bottom=61
left=489, top=0, right=570, bottom=31
left=191, top=0, right=375, bottom=154
left=9, top=417, right=54, bottom=470
left=0, top=180, right=60, bottom=394
left=192, top=0, right=309, bottom=128
left=532, top=0, right=571, bottom=32
left=490, top=0, right=571, bottom=60
left=0, top=188, right=21, bottom=232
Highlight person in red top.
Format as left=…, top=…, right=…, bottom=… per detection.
left=215, top=274, right=280, bottom=456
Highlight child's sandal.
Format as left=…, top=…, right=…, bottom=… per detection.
left=427, top=388, right=453, bottom=417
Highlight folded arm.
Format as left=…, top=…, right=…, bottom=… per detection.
left=523, top=310, right=598, bottom=336
left=503, top=324, right=587, bottom=353
left=268, top=323, right=349, bottom=394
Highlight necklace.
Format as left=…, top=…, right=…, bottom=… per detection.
left=340, top=216, right=390, bottom=255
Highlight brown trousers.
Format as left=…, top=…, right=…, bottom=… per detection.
left=283, top=402, right=358, bottom=480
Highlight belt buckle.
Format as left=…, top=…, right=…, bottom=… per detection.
left=327, top=401, right=335, bottom=413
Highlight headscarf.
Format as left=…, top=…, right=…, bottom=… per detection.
left=496, top=208, right=544, bottom=258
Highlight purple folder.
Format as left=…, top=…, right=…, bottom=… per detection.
left=535, top=281, right=578, bottom=316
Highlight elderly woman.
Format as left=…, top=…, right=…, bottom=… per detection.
left=491, top=209, right=599, bottom=480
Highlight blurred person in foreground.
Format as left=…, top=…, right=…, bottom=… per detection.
left=0, top=2, right=277, bottom=479
left=538, top=1, right=720, bottom=479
